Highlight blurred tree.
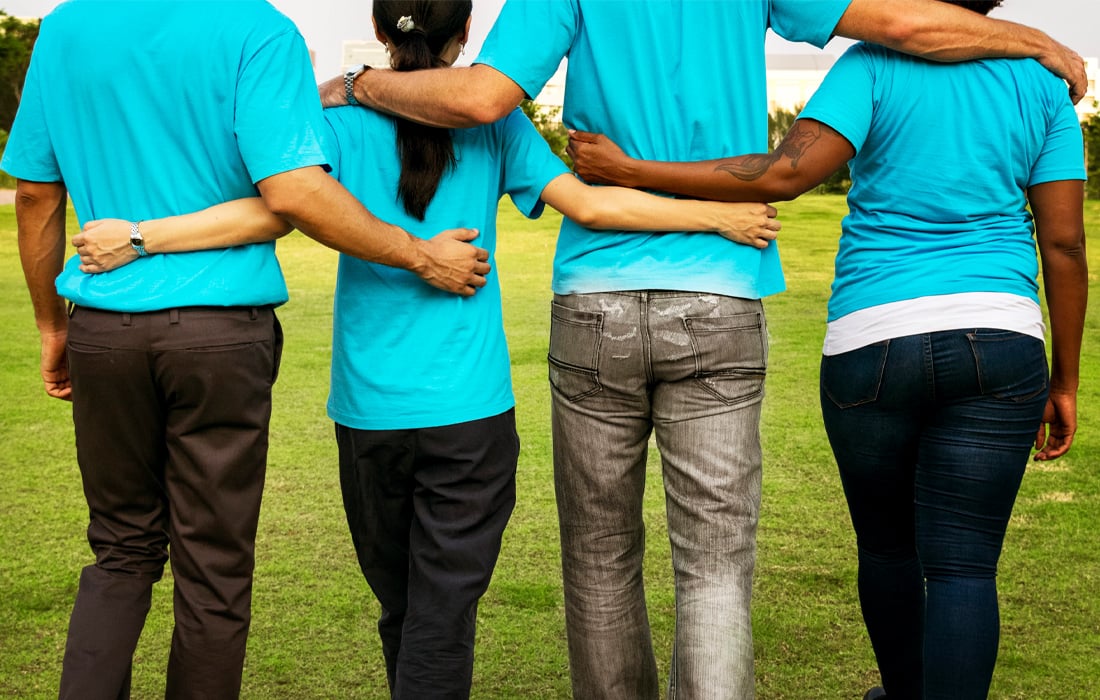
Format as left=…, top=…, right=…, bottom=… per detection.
left=770, top=103, right=850, bottom=195
left=520, top=99, right=571, bottom=168
left=0, top=11, right=40, bottom=132
left=1082, top=108, right=1100, bottom=200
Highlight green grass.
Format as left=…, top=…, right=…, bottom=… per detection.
left=1, top=196, right=1097, bottom=699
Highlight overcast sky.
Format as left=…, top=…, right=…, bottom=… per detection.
left=4, top=0, right=1099, bottom=83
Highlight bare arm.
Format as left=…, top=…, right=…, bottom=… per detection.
left=1027, top=179, right=1087, bottom=461
left=568, top=120, right=854, bottom=203
left=72, top=198, right=292, bottom=274
left=836, top=0, right=1087, bottom=102
left=318, top=63, right=525, bottom=128
left=15, top=179, right=72, bottom=401
left=538, top=173, right=781, bottom=249
left=256, top=165, right=490, bottom=296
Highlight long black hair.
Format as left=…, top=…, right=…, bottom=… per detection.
left=373, top=0, right=473, bottom=220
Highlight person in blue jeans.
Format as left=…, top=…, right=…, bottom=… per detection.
left=330, top=1, right=1086, bottom=697
left=567, top=2, right=1087, bottom=698
left=70, top=2, right=779, bottom=695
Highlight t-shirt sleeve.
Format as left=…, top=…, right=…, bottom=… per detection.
left=474, top=0, right=576, bottom=100
left=319, top=109, right=346, bottom=183
left=499, top=110, right=571, bottom=219
left=797, top=44, right=874, bottom=154
left=1, top=43, right=61, bottom=182
left=234, top=27, right=329, bottom=184
left=770, top=0, right=853, bottom=49
left=1027, top=80, right=1087, bottom=187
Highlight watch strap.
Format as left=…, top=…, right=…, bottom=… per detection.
left=344, top=64, right=369, bottom=106
left=130, top=220, right=148, bottom=257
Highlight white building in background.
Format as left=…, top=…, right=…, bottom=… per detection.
left=1075, top=57, right=1099, bottom=120
left=533, top=60, right=567, bottom=113
left=766, top=54, right=835, bottom=113
left=341, top=40, right=389, bottom=71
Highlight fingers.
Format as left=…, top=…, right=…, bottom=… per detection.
left=1034, top=422, right=1048, bottom=451
left=45, top=381, right=73, bottom=401
left=441, top=227, right=480, bottom=242
left=567, top=129, right=599, bottom=144
left=1034, top=433, right=1074, bottom=461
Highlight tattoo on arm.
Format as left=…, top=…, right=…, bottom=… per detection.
left=715, top=121, right=824, bottom=181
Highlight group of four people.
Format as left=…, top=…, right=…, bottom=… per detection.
left=3, top=0, right=1086, bottom=698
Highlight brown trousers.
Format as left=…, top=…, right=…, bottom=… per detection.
left=59, top=305, right=282, bottom=700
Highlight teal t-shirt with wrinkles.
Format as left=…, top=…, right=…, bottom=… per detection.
left=1, top=0, right=328, bottom=311
left=475, top=0, right=852, bottom=298
left=322, top=107, right=569, bottom=430
left=797, top=44, right=1086, bottom=321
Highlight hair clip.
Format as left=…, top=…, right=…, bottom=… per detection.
left=397, top=16, right=415, bottom=32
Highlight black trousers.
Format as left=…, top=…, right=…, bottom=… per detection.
left=336, top=410, right=519, bottom=700
left=60, top=305, right=282, bottom=700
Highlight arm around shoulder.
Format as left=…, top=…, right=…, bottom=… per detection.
left=835, top=0, right=1087, bottom=101
left=351, top=63, right=525, bottom=128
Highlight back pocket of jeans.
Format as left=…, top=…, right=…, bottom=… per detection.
left=684, top=311, right=767, bottom=406
left=821, top=340, right=889, bottom=408
left=548, top=302, right=602, bottom=401
left=967, top=330, right=1048, bottom=402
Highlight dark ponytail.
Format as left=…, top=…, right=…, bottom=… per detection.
left=373, top=0, right=473, bottom=220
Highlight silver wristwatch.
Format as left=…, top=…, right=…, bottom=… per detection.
left=130, top=220, right=148, bottom=257
left=344, top=64, right=369, bottom=106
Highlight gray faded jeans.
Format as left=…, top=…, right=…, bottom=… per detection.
left=548, top=291, right=768, bottom=700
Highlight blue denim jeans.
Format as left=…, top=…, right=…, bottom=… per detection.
left=820, top=329, right=1049, bottom=700
left=548, top=291, right=768, bottom=700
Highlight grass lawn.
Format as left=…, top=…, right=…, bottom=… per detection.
left=1, top=195, right=1097, bottom=698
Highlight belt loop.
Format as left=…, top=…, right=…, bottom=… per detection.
left=169, top=309, right=180, bottom=325
left=121, top=312, right=132, bottom=326
left=250, top=307, right=258, bottom=320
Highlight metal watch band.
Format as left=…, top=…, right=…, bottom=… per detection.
left=130, top=220, right=148, bottom=257
left=344, top=64, right=368, bottom=106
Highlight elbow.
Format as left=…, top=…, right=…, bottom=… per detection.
left=749, top=173, right=814, bottom=203
left=565, top=197, right=613, bottom=229
left=567, top=204, right=602, bottom=230
left=759, top=181, right=804, bottom=203
left=257, top=169, right=323, bottom=222
left=450, top=65, right=525, bottom=125
left=452, top=94, right=516, bottom=126
left=838, top=2, right=920, bottom=49
left=15, top=179, right=66, bottom=208
left=875, top=15, right=920, bottom=50
left=457, top=96, right=514, bottom=126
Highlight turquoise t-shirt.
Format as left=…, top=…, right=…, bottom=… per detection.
left=322, top=108, right=569, bottom=430
left=476, top=0, right=852, bottom=298
left=798, top=44, right=1086, bottom=321
left=1, top=0, right=328, bottom=311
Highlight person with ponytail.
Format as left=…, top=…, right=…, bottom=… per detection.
left=70, top=2, right=780, bottom=696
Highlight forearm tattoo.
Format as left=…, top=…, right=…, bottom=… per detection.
left=716, top=121, right=823, bottom=181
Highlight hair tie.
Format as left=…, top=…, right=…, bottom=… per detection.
left=397, top=16, right=416, bottom=33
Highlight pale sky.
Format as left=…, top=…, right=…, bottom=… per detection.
left=3, top=0, right=1099, bottom=83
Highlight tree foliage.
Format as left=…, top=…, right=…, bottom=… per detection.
left=1082, top=107, right=1100, bottom=200
left=769, top=103, right=850, bottom=195
left=0, top=11, right=40, bottom=133
left=520, top=99, right=571, bottom=168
